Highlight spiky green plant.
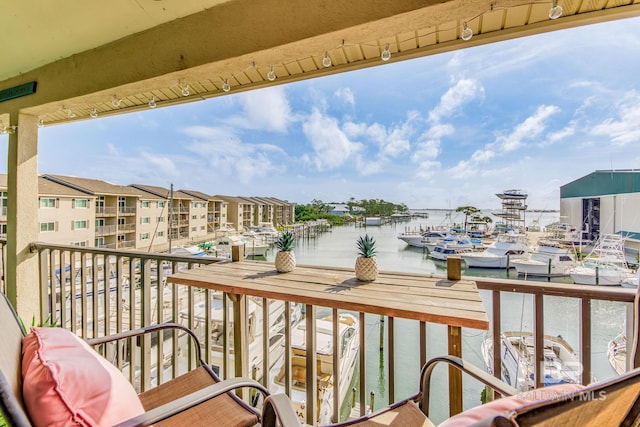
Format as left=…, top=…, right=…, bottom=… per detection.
left=274, top=230, right=295, bottom=252
left=356, top=234, right=376, bottom=258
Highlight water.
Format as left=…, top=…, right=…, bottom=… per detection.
left=263, top=213, right=627, bottom=424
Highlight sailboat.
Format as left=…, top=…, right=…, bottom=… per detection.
left=481, top=331, right=582, bottom=391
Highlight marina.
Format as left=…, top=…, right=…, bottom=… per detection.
left=255, top=211, right=629, bottom=421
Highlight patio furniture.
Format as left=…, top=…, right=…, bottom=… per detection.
left=262, top=355, right=640, bottom=426
left=0, top=290, right=278, bottom=427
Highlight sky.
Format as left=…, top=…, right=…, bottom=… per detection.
left=5, top=16, right=640, bottom=210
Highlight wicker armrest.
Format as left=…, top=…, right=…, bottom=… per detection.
left=261, top=393, right=302, bottom=427
left=85, top=322, right=205, bottom=363
left=419, top=355, right=517, bottom=418
left=114, top=377, right=270, bottom=427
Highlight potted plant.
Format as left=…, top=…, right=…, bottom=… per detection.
left=355, top=234, right=378, bottom=281
left=274, top=230, right=296, bottom=273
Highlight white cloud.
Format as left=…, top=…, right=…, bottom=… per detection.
left=428, top=79, right=484, bottom=123
left=301, top=109, right=362, bottom=171
left=590, top=91, right=640, bottom=146
left=226, top=86, right=292, bottom=132
left=334, top=87, right=355, bottom=107
left=494, top=105, right=559, bottom=152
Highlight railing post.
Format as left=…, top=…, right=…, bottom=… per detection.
left=447, top=256, right=462, bottom=281
left=448, top=325, right=463, bottom=416
left=580, top=298, right=592, bottom=384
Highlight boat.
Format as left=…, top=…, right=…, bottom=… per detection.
left=269, top=313, right=359, bottom=425
left=182, top=294, right=303, bottom=381
left=365, top=217, right=381, bottom=226
left=215, top=233, right=270, bottom=257
left=567, top=234, right=636, bottom=286
left=460, top=233, right=530, bottom=268
left=481, top=331, right=582, bottom=392
left=607, top=331, right=627, bottom=375
left=428, top=234, right=484, bottom=261
left=510, top=240, right=577, bottom=277
left=496, top=189, right=528, bottom=199
left=397, top=229, right=447, bottom=248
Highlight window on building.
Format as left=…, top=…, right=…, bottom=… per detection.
left=157, top=231, right=164, bottom=237
left=141, top=200, right=150, bottom=208
left=140, top=217, right=150, bottom=224
left=201, top=214, right=206, bottom=219
left=95, top=237, right=105, bottom=247
left=191, top=227, right=196, bottom=232
left=40, top=198, right=56, bottom=208
left=192, top=215, right=197, bottom=220
left=72, top=241, right=87, bottom=247
left=200, top=226, right=205, bottom=230
left=95, top=218, right=105, bottom=227
left=0, top=191, right=7, bottom=216
left=157, top=216, right=164, bottom=222
left=40, top=222, right=55, bottom=232
left=118, top=217, right=126, bottom=226
left=192, top=202, right=197, bottom=208
left=140, top=233, right=150, bottom=240
left=72, top=220, right=88, bottom=230
left=74, top=199, right=89, bottom=208
left=158, top=201, right=165, bottom=208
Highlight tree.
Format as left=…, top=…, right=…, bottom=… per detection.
left=456, top=206, right=480, bottom=231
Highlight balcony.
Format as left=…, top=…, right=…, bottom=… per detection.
left=14, top=242, right=639, bottom=426
left=95, top=224, right=117, bottom=236
left=117, top=223, right=136, bottom=232
left=96, top=206, right=118, bottom=216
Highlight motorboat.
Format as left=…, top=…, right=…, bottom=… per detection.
left=182, top=294, right=303, bottom=382
left=510, top=240, right=577, bottom=277
left=481, top=331, right=582, bottom=392
left=269, top=313, right=359, bottom=425
left=460, top=233, right=530, bottom=269
left=428, top=234, right=484, bottom=261
left=607, top=331, right=627, bottom=375
left=567, top=234, right=636, bottom=286
left=215, top=233, right=270, bottom=257
left=397, top=229, right=447, bottom=248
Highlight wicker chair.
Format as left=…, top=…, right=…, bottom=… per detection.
left=0, top=290, right=277, bottom=427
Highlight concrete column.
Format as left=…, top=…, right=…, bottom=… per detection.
left=6, top=112, right=40, bottom=322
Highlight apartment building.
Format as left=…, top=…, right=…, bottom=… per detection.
left=0, top=173, right=296, bottom=251
left=44, top=175, right=146, bottom=250
left=215, top=195, right=256, bottom=232
left=180, top=190, right=228, bottom=233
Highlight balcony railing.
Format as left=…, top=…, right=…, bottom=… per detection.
left=22, top=243, right=639, bottom=425
left=95, top=225, right=117, bottom=236
left=96, top=206, right=117, bottom=216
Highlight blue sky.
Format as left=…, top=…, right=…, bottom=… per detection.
left=8, top=17, right=640, bottom=210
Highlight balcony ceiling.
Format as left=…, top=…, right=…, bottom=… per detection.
left=1, top=0, right=640, bottom=127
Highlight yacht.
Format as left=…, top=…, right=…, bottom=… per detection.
left=607, top=331, right=627, bottom=375
left=481, top=331, right=582, bottom=392
left=215, top=233, right=270, bottom=257
left=428, top=234, right=484, bottom=261
left=567, top=234, right=636, bottom=286
left=182, top=294, right=303, bottom=382
left=269, top=313, right=359, bottom=425
left=510, top=240, right=577, bottom=277
left=397, top=229, right=447, bottom=248
left=460, top=233, right=530, bottom=269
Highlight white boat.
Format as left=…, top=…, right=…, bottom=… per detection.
left=182, top=294, right=303, bottom=382
left=269, top=313, right=359, bottom=425
left=365, top=217, right=381, bottom=226
left=510, top=240, right=577, bottom=277
left=215, top=234, right=270, bottom=257
left=567, top=234, right=636, bottom=286
left=460, top=233, right=530, bottom=268
left=481, top=331, right=582, bottom=392
left=428, top=234, right=483, bottom=261
left=397, top=230, right=447, bottom=248
left=607, top=331, right=627, bottom=375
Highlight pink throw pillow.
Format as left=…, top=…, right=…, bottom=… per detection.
left=22, top=327, right=145, bottom=427
left=439, top=383, right=585, bottom=426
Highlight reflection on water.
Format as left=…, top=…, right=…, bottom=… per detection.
left=266, top=217, right=627, bottom=424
